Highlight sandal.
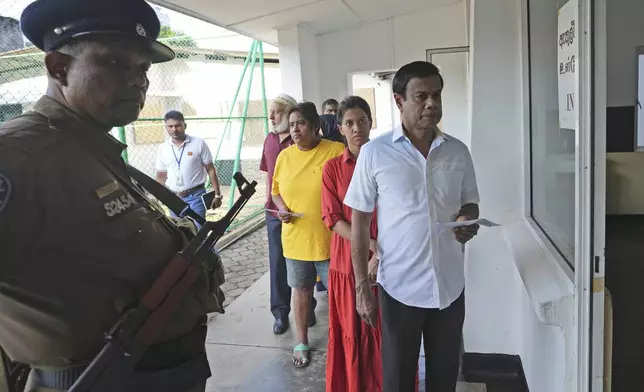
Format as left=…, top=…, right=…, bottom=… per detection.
left=292, top=343, right=311, bottom=368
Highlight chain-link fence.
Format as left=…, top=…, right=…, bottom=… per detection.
left=124, top=112, right=270, bottom=229
left=1, top=4, right=277, bottom=231
left=116, top=38, right=272, bottom=230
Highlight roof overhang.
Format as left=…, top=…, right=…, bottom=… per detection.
left=150, top=0, right=462, bottom=45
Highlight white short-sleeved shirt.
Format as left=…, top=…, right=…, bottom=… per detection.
left=155, top=135, right=213, bottom=192
left=344, top=126, right=480, bottom=310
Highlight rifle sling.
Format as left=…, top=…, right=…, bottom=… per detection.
left=125, top=165, right=206, bottom=226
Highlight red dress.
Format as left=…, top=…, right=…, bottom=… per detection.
left=322, top=149, right=382, bottom=392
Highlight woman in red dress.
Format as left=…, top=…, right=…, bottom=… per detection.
left=322, top=96, right=381, bottom=392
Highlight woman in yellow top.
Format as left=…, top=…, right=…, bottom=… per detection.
left=271, top=101, right=344, bottom=368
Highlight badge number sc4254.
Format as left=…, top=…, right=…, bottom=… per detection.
left=0, top=172, right=12, bottom=213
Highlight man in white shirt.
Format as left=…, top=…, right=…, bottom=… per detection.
left=155, top=110, right=222, bottom=220
left=344, top=61, right=480, bottom=392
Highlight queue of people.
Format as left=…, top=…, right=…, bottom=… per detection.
left=0, top=0, right=480, bottom=389
left=261, top=60, right=481, bottom=392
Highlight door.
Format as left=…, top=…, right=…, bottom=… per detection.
left=576, top=0, right=606, bottom=390
left=591, top=0, right=607, bottom=388
left=426, top=47, right=470, bottom=147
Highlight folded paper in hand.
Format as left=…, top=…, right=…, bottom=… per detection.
left=266, top=208, right=304, bottom=218
left=435, top=218, right=501, bottom=234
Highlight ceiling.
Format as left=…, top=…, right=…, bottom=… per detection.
left=151, top=0, right=461, bottom=45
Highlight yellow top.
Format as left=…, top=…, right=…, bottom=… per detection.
left=272, top=139, right=345, bottom=261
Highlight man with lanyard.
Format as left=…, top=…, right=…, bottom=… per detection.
left=155, top=110, right=223, bottom=221
left=0, top=0, right=224, bottom=390
left=345, top=61, right=481, bottom=392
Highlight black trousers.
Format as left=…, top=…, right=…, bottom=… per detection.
left=266, top=212, right=291, bottom=320
left=379, top=285, right=465, bottom=392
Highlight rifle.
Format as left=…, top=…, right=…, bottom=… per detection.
left=68, top=171, right=257, bottom=392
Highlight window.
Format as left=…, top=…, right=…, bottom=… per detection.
left=636, top=50, right=644, bottom=150
left=528, top=0, right=576, bottom=267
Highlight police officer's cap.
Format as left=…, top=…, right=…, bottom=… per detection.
left=20, top=0, right=175, bottom=64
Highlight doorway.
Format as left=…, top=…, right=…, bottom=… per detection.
left=350, top=71, right=398, bottom=138
left=426, top=47, right=470, bottom=147
left=603, top=45, right=644, bottom=392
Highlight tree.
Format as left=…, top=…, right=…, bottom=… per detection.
left=158, top=25, right=197, bottom=48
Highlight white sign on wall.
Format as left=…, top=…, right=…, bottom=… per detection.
left=557, top=0, right=578, bottom=130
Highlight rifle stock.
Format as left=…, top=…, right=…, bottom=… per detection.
left=68, top=172, right=257, bottom=392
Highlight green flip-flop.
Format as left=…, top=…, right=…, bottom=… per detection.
left=292, top=343, right=311, bottom=368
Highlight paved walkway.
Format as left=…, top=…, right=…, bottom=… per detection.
left=219, top=225, right=269, bottom=307
left=205, top=273, right=329, bottom=392
left=206, top=225, right=487, bottom=392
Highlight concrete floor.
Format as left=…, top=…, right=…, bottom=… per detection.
left=204, top=273, right=486, bottom=392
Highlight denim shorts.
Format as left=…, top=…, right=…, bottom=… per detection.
left=285, top=258, right=330, bottom=289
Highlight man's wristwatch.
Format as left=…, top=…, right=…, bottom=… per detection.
left=213, top=194, right=223, bottom=200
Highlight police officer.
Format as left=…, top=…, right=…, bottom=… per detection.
left=0, top=0, right=223, bottom=391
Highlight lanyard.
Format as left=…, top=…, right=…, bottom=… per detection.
left=172, top=143, right=186, bottom=168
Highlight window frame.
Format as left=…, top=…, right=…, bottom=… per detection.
left=523, top=0, right=576, bottom=276
left=635, top=47, right=644, bottom=151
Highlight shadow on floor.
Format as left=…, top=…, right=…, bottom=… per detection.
left=205, top=274, right=497, bottom=391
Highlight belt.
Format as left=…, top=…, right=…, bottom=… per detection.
left=34, top=324, right=208, bottom=390
left=176, top=183, right=205, bottom=198
left=34, top=354, right=210, bottom=391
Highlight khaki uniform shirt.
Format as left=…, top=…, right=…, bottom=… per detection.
left=0, top=97, right=212, bottom=371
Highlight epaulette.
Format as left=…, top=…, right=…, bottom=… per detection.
left=0, top=112, right=66, bottom=156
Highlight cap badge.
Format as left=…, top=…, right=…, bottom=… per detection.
left=135, top=23, right=147, bottom=37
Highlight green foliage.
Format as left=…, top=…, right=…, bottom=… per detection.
left=158, top=25, right=197, bottom=48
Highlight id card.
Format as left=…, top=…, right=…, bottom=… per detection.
left=175, top=174, right=184, bottom=187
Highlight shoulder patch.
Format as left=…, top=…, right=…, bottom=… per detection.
left=0, top=172, right=12, bottom=213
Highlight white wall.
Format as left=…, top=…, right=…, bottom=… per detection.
left=298, top=26, right=322, bottom=107
left=276, top=26, right=322, bottom=106
left=606, top=0, right=644, bottom=107
left=277, top=27, right=305, bottom=102
left=316, top=2, right=468, bottom=103
left=467, top=0, right=571, bottom=391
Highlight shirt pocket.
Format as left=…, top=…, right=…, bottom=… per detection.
left=378, top=164, right=425, bottom=209
left=431, top=162, right=465, bottom=207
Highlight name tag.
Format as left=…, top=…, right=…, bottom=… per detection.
left=102, top=191, right=139, bottom=218
left=95, top=181, right=119, bottom=199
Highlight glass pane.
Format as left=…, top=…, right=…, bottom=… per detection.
left=529, top=0, right=576, bottom=265
left=637, top=54, right=644, bottom=149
